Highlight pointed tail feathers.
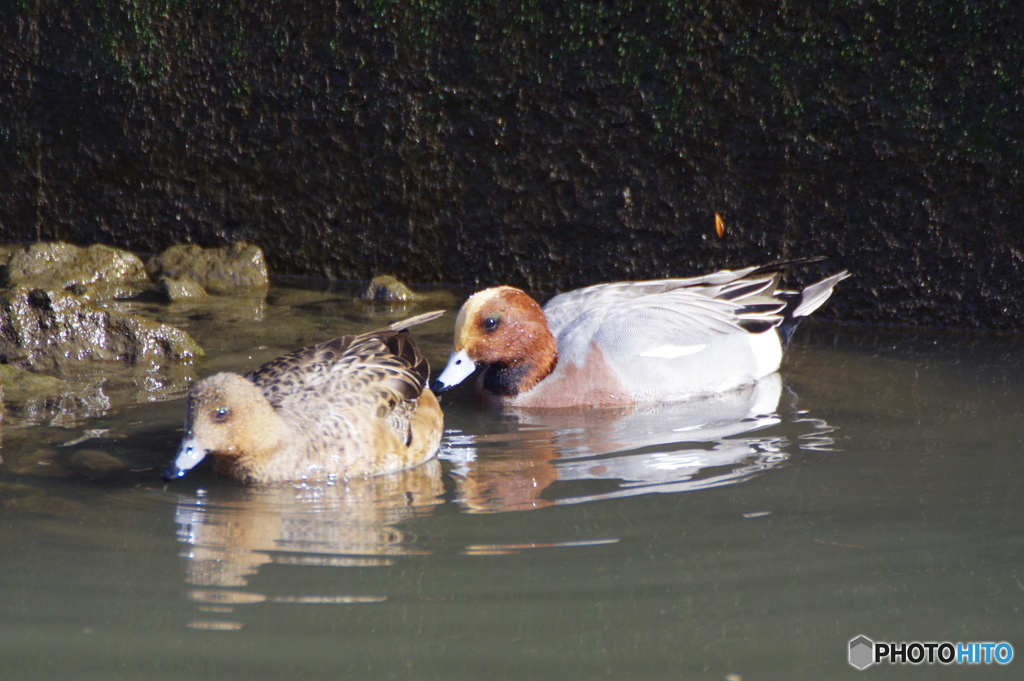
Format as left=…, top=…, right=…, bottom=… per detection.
left=778, top=270, right=851, bottom=344
left=791, top=271, right=851, bottom=319
left=385, top=310, right=445, bottom=332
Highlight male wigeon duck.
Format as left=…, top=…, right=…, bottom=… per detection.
left=432, top=260, right=849, bottom=408
left=162, top=311, right=445, bottom=483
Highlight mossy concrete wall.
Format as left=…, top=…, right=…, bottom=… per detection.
left=1, top=1, right=1022, bottom=330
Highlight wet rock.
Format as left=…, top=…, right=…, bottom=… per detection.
left=0, top=361, right=196, bottom=428
left=0, top=481, right=41, bottom=498
left=354, top=275, right=459, bottom=312
left=0, top=481, right=46, bottom=506
left=0, top=287, right=204, bottom=372
left=358, top=274, right=415, bottom=302
left=0, top=363, right=66, bottom=428
left=0, top=362, right=67, bottom=393
left=146, top=243, right=269, bottom=296
left=2, top=492, right=83, bottom=517
left=66, top=449, right=127, bottom=478
left=4, top=242, right=150, bottom=300
left=0, top=447, right=74, bottom=478
left=155, top=275, right=208, bottom=302
left=0, top=244, right=23, bottom=264
left=0, top=360, right=65, bottom=387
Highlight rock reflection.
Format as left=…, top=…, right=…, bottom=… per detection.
left=170, top=459, right=444, bottom=628
left=0, top=364, right=196, bottom=428
left=443, top=374, right=836, bottom=512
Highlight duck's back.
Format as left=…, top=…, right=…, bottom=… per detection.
left=538, top=270, right=790, bottom=402
left=242, top=320, right=440, bottom=479
left=247, top=330, right=427, bottom=409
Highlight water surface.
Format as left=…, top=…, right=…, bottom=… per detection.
left=1, top=283, right=1021, bottom=680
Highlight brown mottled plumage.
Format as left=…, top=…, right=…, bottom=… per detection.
left=162, top=311, right=444, bottom=483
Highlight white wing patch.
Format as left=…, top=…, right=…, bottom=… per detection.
left=639, top=343, right=707, bottom=359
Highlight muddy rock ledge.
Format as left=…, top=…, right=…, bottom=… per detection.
left=358, top=274, right=416, bottom=302
left=3, top=241, right=151, bottom=300
left=147, top=242, right=269, bottom=297
left=0, top=287, right=203, bottom=372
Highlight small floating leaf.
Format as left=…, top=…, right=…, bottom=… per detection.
left=714, top=212, right=726, bottom=238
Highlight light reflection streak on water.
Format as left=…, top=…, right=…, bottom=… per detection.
left=438, top=372, right=838, bottom=511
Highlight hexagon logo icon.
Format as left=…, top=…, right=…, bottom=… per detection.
left=849, top=635, right=875, bottom=670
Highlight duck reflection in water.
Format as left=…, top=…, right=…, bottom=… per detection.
left=169, top=459, right=443, bottom=628
left=442, top=373, right=836, bottom=512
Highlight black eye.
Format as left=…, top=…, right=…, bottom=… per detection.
left=482, top=315, right=500, bottom=332
left=213, top=406, right=230, bottom=423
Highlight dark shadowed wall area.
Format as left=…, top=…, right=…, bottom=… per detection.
left=1, top=1, right=1022, bottom=329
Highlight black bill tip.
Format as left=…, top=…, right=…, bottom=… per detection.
left=161, top=465, right=186, bottom=482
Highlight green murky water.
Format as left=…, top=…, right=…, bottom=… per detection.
left=1, top=282, right=1021, bottom=680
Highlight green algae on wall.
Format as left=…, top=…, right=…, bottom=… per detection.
left=0, top=0, right=1022, bottom=330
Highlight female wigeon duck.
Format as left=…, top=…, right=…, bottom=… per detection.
left=162, top=311, right=445, bottom=483
left=432, top=261, right=849, bottom=408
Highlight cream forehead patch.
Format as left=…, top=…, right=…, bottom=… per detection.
left=455, top=288, right=511, bottom=345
